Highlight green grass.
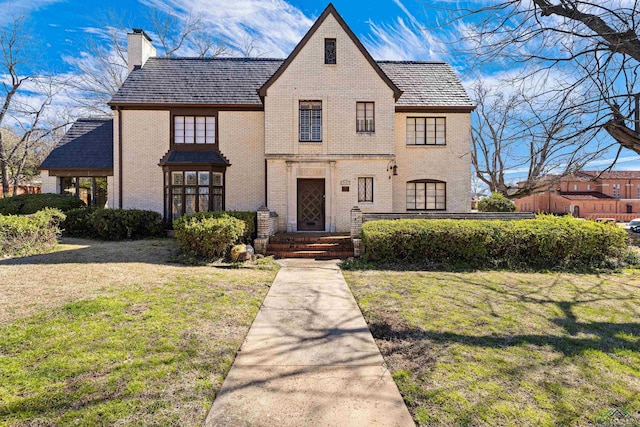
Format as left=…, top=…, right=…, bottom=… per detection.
left=344, top=270, right=640, bottom=426
left=0, top=238, right=277, bottom=426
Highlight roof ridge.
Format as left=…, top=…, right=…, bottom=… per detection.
left=149, top=56, right=285, bottom=62
left=377, top=60, right=448, bottom=64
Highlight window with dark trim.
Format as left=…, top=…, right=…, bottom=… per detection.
left=60, top=177, right=108, bottom=207
left=173, top=115, right=216, bottom=145
left=325, top=38, right=336, bottom=64
left=299, top=101, right=322, bottom=142
left=356, top=102, right=375, bottom=133
left=406, top=117, right=446, bottom=145
left=358, top=177, right=373, bottom=202
left=406, top=180, right=446, bottom=210
left=164, top=170, right=224, bottom=221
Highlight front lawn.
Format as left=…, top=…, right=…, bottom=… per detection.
left=344, top=270, right=640, bottom=426
left=0, top=238, right=277, bottom=426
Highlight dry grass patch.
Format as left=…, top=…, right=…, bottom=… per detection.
left=344, top=270, right=640, bottom=426
left=0, top=238, right=277, bottom=426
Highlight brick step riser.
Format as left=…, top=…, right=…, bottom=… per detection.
left=267, top=243, right=354, bottom=251
left=266, top=251, right=354, bottom=259
left=268, top=237, right=352, bottom=244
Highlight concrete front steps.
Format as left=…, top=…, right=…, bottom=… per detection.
left=266, top=233, right=354, bottom=259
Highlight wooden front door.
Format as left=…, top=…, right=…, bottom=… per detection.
left=297, top=179, right=325, bottom=231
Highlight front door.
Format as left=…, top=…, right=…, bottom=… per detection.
left=297, top=179, right=325, bottom=231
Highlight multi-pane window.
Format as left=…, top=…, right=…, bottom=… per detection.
left=406, top=180, right=446, bottom=210
left=356, top=102, right=375, bottom=133
left=358, top=177, right=373, bottom=202
left=406, top=117, right=446, bottom=145
left=299, top=101, right=322, bottom=142
left=174, top=116, right=216, bottom=144
left=613, top=183, right=621, bottom=198
left=166, top=170, right=223, bottom=221
left=325, top=38, right=336, bottom=64
left=637, top=185, right=640, bottom=199
left=60, top=176, right=108, bottom=207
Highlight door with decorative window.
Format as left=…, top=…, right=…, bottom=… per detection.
left=297, top=179, right=325, bottom=231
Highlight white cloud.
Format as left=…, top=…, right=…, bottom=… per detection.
left=0, top=0, right=64, bottom=25
left=362, top=0, right=445, bottom=61
left=139, top=0, right=314, bottom=57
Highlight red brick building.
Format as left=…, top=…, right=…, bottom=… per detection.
left=515, top=171, right=640, bottom=221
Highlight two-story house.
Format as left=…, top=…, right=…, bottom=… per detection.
left=515, top=171, right=640, bottom=220
left=40, top=4, right=474, bottom=233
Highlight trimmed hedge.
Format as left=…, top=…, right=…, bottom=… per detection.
left=477, top=193, right=516, bottom=212
left=174, top=213, right=246, bottom=258
left=0, top=193, right=84, bottom=215
left=62, top=208, right=164, bottom=240
left=362, top=215, right=628, bottom=268
left=0, top=208, right=66, bottom=257
left=173, top=211, right=256, bottom=242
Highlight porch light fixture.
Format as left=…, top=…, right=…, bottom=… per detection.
left=387, top=160, right=398, bottom=178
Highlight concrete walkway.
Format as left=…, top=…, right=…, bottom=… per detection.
left=204, top=259, right=414, bottom=427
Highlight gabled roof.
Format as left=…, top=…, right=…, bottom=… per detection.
left=109, top=57, right=283, bottom=107
left=379, top=61, right=473, bottom=109
left=559, top=191, right=613, bottom=200
left=39, top=118, right=113, bottom=171
left=575, top=170, right=640, bottom=180
left=258, top=3, right=402, bottom=100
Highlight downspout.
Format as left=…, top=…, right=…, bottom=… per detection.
left=117, top=107, right=123, bottom=209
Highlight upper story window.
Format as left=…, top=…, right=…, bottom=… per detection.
left=356, top=102, right=375, bottom=133
left=613, top=183, right=621, bottom=198
left=325, top=38, right=336, bottom=64
left=407, top=180, right=446, bottom=210
left=174, top=115, right=216, bottom=145
left=299, top=101, right=322, bottom=142
left=406, top=117, right=445, bottom=145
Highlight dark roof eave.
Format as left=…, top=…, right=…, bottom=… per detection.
left=395, top=105, right=476, bottom=113
left=108, top=102, right=264, bottom=110
left=258, top=3, right=402, bottom=101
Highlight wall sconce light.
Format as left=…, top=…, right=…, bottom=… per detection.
left=387, top=160, right=398, bottom=178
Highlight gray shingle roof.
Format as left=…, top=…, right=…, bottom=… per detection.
left=40, top=118, right=113, bottom=170
left=109, top=58, right=473, bottom=108
left=159, top=150, right=229, bottom=166
left=378, top=61, right=473, bottom=107
left=110, top=57, right=283, bottom=106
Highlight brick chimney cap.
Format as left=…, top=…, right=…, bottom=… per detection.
left=130, top=28, right=153, bottom=42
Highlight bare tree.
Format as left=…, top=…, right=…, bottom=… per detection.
left=443, top=1, right=640, bottom=153
left=471, top=80, right=605, bottom=198
left=68, top=8, right=228, bottom=114
left=146, top=9, right=227, bottom=58
left=6, top=77, right=71, bottom=194
left=0, top=15, right=31, bottom=195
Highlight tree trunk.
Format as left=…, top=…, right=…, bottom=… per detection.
left=0, top=132, right=9, bottom=197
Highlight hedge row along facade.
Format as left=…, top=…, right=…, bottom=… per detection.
left=40, top=4, right=475, bottom=232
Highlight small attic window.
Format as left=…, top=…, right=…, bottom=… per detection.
left=325, top=38, right=336, bottom=64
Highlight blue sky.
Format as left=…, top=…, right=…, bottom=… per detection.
left=3, top=0, right=640, bottom=178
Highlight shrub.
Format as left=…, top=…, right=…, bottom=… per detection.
left=62, top=208, right=96, bottom=237
left=477, top=193, right=516, bottom=212
left=0, top=208, right=66, bottom=257
left=173, top=211, right=256, bottom=242
left=362, top=215, right=628, bottom=269
left=62, top=208, right=164, bottom=240
left=89, top=209, right=163, bottom=240
left=174, top=213, right=246, bottom=258
left=0, top=193, right=84, bottom=215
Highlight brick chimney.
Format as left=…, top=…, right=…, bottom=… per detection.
left=127, top=28, right=156, bottom=73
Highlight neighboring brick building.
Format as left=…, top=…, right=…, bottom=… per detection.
left=515, top=171, right=640, bottom=221
left=40, top=4, right=474, bottom=232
